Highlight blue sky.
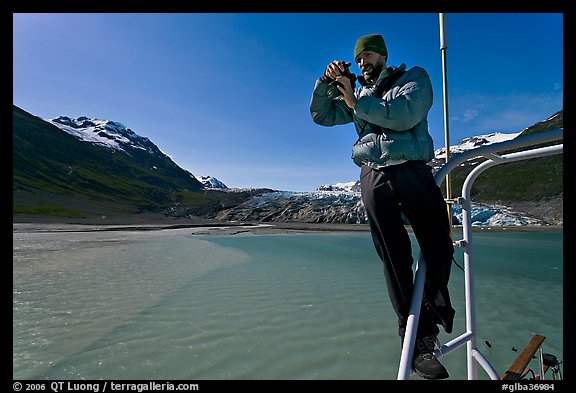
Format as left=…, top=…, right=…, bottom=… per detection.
left=13, top=13, right=563, bottom=191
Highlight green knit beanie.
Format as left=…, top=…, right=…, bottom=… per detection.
left=354, top=34, right=388, bottom=60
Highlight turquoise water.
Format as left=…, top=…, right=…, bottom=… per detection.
left=12, top=229, right=563, bottom=380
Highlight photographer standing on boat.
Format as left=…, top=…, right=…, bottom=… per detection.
left=310, top=34, right=455, bottom=380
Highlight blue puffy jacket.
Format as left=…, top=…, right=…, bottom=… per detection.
left=310, top=63, right=435, bottom=167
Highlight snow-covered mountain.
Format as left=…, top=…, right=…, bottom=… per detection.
left=46, top=116, right=209, bottom=188
left=14, top=106, right=207, bottom=219
left=433, top=131, right=521, bottom=159
left=198, top=175, right=228, bottom=189
left=37, top=110, right=560, bottom=226
left=48, top=117, right=231, bottom=194
left=49, top=116, right=160, bottom=154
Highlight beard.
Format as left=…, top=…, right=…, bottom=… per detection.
left=361, top=62, right=384, bottom=83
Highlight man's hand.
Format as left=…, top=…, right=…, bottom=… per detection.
left=324, top=60, right=357, bottom=108
left=324, top=60, right=348, bottom=80
left=335, top=75, right=357, bottom=109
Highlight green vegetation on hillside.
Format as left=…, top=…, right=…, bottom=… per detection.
left=439, top=110, right=563, bottom=204
left=13, top=105, right=213, bottom=219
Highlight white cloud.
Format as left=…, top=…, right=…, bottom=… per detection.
left=448, top=91, right=562, bottom=136
left=461, top=109, right=480, bottom=122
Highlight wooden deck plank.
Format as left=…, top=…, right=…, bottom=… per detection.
left=501, top=335, right=545, bottom=380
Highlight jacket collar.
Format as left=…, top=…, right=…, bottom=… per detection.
left=358, top=63, right=407, bottom=87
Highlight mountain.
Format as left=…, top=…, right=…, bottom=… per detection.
left=198, top=175, right=228, bottom=189
left=431, top=110, right=563, bottom=202
left=13, top=104, right=563, bottom=226
left=433, top=110, right=563, bottom=225
left=13, top=105, right=213, bottom=219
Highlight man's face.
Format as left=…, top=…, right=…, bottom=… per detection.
left=355, top=51, right=386, bottom=82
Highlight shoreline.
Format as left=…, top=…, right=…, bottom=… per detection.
left=12, top=216, right=563, bottom=236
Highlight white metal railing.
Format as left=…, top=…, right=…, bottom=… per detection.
left=397, top=128, right=563, bottom=380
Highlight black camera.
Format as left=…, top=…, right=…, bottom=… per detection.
left=328, top=61, right=357, bottom=90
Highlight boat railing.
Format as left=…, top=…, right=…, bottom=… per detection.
left=397, top=128, right=563, bottom=380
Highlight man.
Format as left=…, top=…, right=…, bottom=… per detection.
left=310, top=34, right=455, bottom=380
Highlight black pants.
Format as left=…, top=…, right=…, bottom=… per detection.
left=360, top=161, right=455, bottom=340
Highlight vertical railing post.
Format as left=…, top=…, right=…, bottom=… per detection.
left=439, top=13, right=453, bottom=233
